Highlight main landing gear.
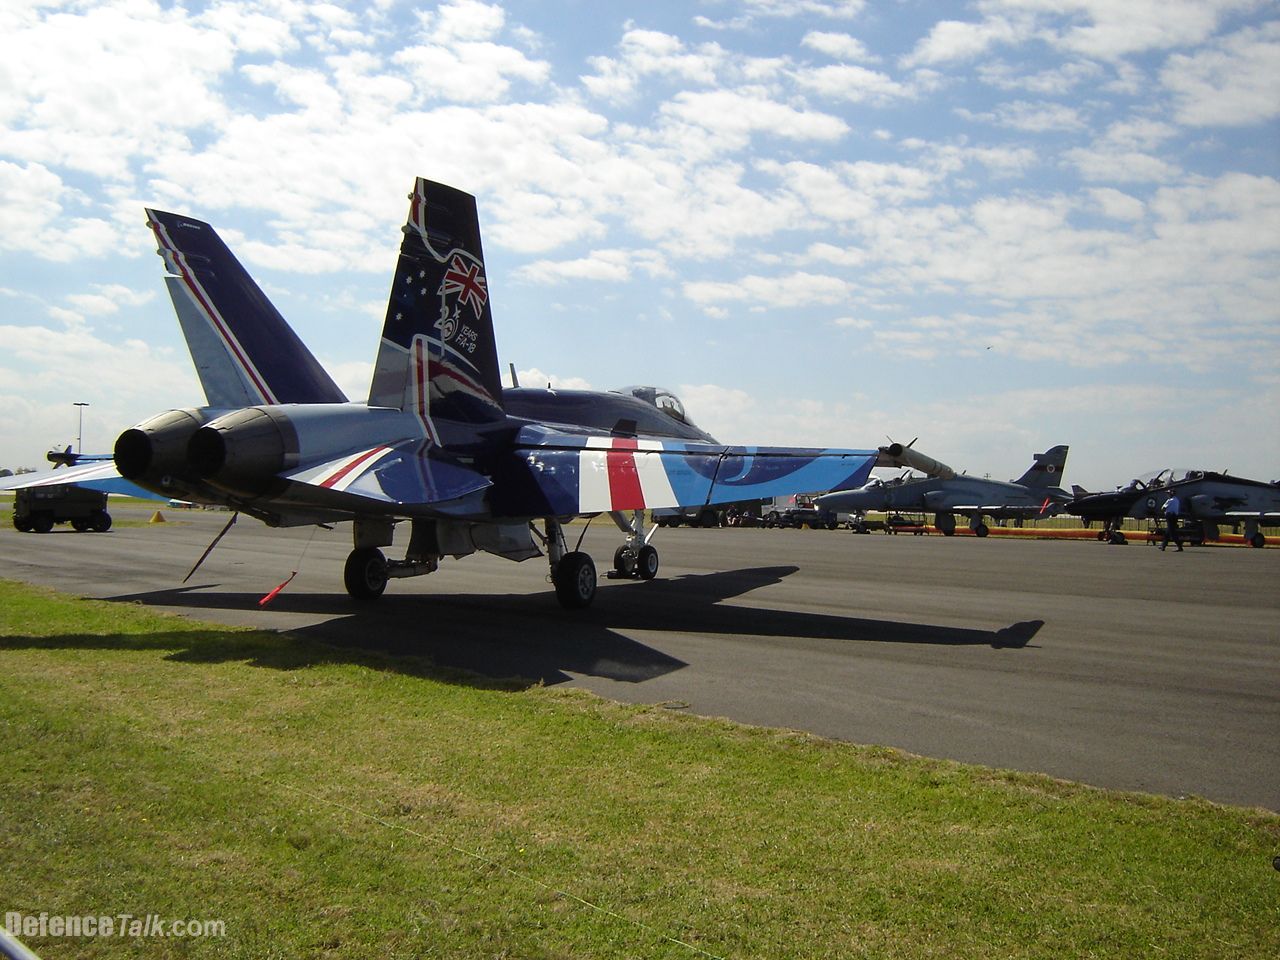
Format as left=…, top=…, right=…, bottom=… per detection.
left=543, top=517, right=597, bottom=609
left=339, top=515, right=663, bottom=609
left=608, top=510, right=660, bottom=581
left=544, top=510, right=660, bottom=610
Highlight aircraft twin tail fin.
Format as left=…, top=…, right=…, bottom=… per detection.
left=368, top=178, right=505, bottom=438
left=146, top=209, right=347, bottom=408
left=1016, top=444, right=1069, bottom=489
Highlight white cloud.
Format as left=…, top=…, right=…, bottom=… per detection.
left=901, top=16, right=1023, bottom=68
left=802, top=31, right=878, bottom=62
left=394, top=39, right=549, bottom=104
left=514, top=248, right=670, bottom=284
left=582, top=28, right=725, bottom=102
left=516, top=367, right=593, bottom=390
left=958, top=100, right=1088, bottom=133
left=683, top=271, right=854, bottom=309
left=65, top=285, right=155, bottom=317
left=793, top=63, right=914, bottom=104
left=1087, top=187, right=1146, bottom=221
left=1161, top=21, right=1280, bottom=126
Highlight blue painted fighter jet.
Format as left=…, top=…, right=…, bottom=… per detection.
left=12, top=179, right=876, bottom=607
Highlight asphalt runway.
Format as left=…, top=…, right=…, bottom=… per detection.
left=2, top=504, right=1277, bottom=810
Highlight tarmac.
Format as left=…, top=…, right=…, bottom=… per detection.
left=2, top=503, right=1276, bottom=810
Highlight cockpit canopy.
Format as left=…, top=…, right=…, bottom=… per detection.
left=1126, top=468, right=1208, bottom=490
left=614, top=386, right=692, bottom=425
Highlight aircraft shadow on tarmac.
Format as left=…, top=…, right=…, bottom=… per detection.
left=68, top=565, right=1044, bottom=687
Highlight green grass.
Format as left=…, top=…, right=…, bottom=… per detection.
left=1, top=580, right=1276, bottom=959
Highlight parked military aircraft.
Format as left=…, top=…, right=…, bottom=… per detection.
left=3, top=178, right=877, bottom=607
left=1067, top=469, right=1279, bottom=547
left=814, top=442, right=1071, bottom=536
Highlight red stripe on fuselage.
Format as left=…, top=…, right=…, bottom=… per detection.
left=607, top=438, right=645, bottom=510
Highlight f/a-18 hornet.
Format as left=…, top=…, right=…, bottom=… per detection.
left=1068, top=469, right=1279, bottom=547
left=6, top=179, right=876, bottom=607
left=814, top=441, right=1070, bottom=536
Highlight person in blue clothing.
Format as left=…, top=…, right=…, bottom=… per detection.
left=1159, top=491, right=1183, bottom=551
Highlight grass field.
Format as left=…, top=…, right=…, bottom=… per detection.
left=1, top=579, right=1277, bottom=959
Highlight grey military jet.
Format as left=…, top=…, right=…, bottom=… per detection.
left=815, top=443, right=1071, bottom=537
left=1067, top=469, right=1279, bottom=547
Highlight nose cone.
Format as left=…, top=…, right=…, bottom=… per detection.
left=816, top=488, right=875, bottom=511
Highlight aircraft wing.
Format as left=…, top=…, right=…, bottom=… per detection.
left=0, top=461, right=162, bottom=499
left=509, top=428, right=877, bottom=516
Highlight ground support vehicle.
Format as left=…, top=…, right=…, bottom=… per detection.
left=11, top=485, right=111, bottom=533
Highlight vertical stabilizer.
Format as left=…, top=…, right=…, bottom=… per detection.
left=368, top=179, right=504, bottom=437
left=1015, top=445, right=1069, bottom=489
left=146, top=210, right=347, bottom=407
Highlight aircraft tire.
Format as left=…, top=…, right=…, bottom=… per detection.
left=637, top=545, right=659, bottom=580
left=1249, top=532, right=1265, bottom=549
left=91, top=510, right=112, bottom=532
left=974, top=523, right=990, bottom=537
left=13, top=515, right=32, bottom=533
left=72, top=518, right=91, bottom=532
left=345, top=547, right=388, bottom=601
left=1109, top=530, right=1127, bottom=545
left=613, top=545, right=636, bottom=577
left=30, top=512, right=54, bottom=534
left=554, top=552, right=597, bottom=608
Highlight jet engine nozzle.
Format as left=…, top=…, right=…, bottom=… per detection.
left=189, top=407, right=293, bottom=493
left=114, top=408, right=210, bottom=485
left=879, top=442, right=956, bottom=480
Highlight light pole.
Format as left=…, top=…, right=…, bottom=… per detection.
left=73, top=402, right=90, bottom=453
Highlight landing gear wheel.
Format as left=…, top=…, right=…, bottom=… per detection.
left=554, top=551, right=596, bottom=608
left=90, top=510, right=112, bottom=532
left=1249, top=531, right=1265, bottom=548
left=30, top=512, right=54, bottom=534
left=71, top=518, right=91, bottom=532
left=613, top=545, right=636, bottom=577
left=1097, top=530, right=1108, bottom=542
left=13, top=515, right=32, bottom=533
left=345, top=547, right=388, bottom=601
left=974, top=523, right=989, bottom=538
left=636, top=544, right=659, bottom=580
left=1109, top=530, right=1127, bottom=545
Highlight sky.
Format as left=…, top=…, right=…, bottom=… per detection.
left=1, top=0, right=1277, bottom=490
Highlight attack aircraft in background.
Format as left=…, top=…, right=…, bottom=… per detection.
left=4, top=178, right=877, bottom=607
left=814, top=441, right=1071, bottom=536
left=1067, top=469, right=1279, bottom=547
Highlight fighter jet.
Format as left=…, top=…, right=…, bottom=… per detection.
left=4, top=178, right=877, bottom=607
left=814, top=442, right=1071, bottom=537
left=1067, top=469, right=1279, bottom=547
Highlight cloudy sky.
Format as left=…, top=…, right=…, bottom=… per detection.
left=1, top=0, right=1277, bottom=489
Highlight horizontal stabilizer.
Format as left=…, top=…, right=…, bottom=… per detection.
left=285, top=442, right=492, bottom=512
